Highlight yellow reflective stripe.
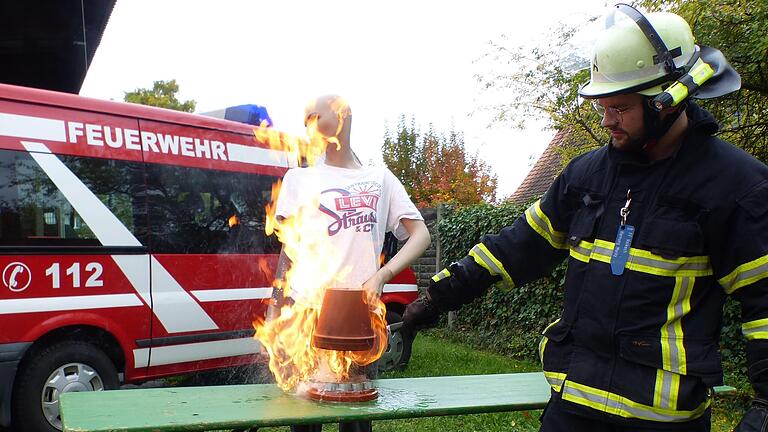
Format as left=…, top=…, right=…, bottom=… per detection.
left=568, top=239, right=712, bottom=278
left=654, top=370, right=663, bottom=407
left=569, top=241, right=593, bottom=263
left=654, top=276, right=693, bottom=410
left=431, top=268, right=451, bottom=283
left=661, top=277, right=693, bottom=374
left=538, top=319, right=561, bottom=366
left=743, top=317, right=768, bottom=340
left=525, top=200, right=568, bottom=250
left=562, top=380, right=710, bottom=422
left=630, top=246, right=710, bottom=265
left=719, top=253, right=768, bottom=294
left=469, top=243, right=515, bottom=289
left=654, top=370, right=681, bottom=411
left=594, top=239, right=712, bottom=277
left=543, top=371, right=566, bottom=392
left=542, top=318, right=561, bottom=334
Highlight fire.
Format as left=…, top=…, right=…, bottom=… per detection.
left=227, top=215, right=239, bottom=228
left=254, top=117, right=326, bottom=167
left=253, top=115, right=388, bottom=392
left=253, top=97, right=350, bottom=167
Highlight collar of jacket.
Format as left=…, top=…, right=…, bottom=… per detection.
left=606, top=102, right=720, bottom=167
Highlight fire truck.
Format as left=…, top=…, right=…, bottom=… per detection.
left=0, top=83, right=418, bottom=432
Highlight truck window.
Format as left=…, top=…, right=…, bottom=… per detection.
left=0, top=149, right=146, bottom=247
left=145, top=163, right=280, bottom=254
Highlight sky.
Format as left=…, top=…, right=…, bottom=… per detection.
left=81, top=0, right=608, bottom=198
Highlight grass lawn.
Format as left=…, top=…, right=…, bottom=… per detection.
left=256, top=331, right=744, bottom=432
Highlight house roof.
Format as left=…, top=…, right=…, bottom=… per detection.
left=0, top=0, right=117, bottom=94
left=508, top=128, right=571, bottom=204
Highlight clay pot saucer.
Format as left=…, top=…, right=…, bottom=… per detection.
left=306, top=377, right=379, bottom=402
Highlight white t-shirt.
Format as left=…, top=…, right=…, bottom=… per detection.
left=275, top=163, right=422, bottom=298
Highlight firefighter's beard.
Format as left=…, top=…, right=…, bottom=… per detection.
left=609, top=127, right=647, bottom=153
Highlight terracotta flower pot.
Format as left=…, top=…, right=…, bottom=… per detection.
left=312, top=288, right=375, bottom=351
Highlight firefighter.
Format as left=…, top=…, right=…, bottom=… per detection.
left=403, top=4, right=767, bottom=431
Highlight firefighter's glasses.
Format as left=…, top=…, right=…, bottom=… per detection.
left=591, top=101, right=632, bottom=122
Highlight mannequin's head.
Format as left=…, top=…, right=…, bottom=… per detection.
left=304, top=94, right=352, bottom=140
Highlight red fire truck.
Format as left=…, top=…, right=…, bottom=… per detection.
left=0, top=83, right=418, bottom=432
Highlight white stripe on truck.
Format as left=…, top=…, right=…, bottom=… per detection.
left=226, top=142, right=290, bottom=167
left=133, top=337, right=262, bottom=368
left=0, top=294, right=143, bottom=314
left=191, top=288, right=273, bottom=302
left=382, top=283, right=418, bottom=293
left=0, top=113, right=66, bottom=142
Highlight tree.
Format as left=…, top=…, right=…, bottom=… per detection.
left=476, top=0, right=768, bottom=166
left=475, top=21, right=607, bottom=166
left=382, top=116, right=420, bottom=197
left=124, top=79, right=196, bottom=112
left=382, top=116, right=498, bottom=207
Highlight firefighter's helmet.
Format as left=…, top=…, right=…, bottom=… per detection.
left=579, top=4, right=740, bottom=108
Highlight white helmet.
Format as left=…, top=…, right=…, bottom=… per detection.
left=579, top=4, right=740, bottom=106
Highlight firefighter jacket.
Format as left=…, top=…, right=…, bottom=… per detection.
left=429, top=103, right=768, bottom=426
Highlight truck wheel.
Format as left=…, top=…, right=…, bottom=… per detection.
left=12, top=340, right=119, bottom=432
left=378, top=310, right=414, bottom=372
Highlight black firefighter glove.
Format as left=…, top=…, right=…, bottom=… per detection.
left=402, top=296, right=442, bottom=333
left=402, top=258, right=500, bottom=334
left=402, top=264, right=457, bottom=333
left=734, top=398, right=768, bottom=432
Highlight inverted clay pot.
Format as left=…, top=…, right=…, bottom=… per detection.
left=313, top=288, right=375, bottom=351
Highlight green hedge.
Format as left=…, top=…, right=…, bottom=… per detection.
left=436, top=200, right=747, bottom=387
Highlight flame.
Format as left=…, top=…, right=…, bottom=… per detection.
left=257, top=257, right=272, bottom=278
left=228, top=215, right=239, bottom=228
left=254, top=129, right=387, bottom=391
left=254, top=119, right=328, bottom=167
left=324, top=97, right=350, bottom=152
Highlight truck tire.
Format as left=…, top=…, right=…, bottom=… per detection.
left=12, top=340, right=119, bottom=432
left=378, top=310, right=414, bottom=372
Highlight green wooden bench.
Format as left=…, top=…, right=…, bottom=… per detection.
left=60, top=372, right=736, bottom=432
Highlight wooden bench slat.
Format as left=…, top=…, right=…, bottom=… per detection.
left=60, top=372, right=738, bottom=432
left=61, top=372, right=550, bottom=431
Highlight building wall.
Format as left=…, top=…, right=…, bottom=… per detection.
left=410, top=206, right=440, bottom=291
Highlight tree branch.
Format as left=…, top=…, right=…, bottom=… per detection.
left=720, top=121, right=768, bottom=134
left=575, top=120, right=603, bottom=147
left=741, top=83, right=768, bottom=96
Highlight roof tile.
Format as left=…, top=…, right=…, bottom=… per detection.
left=508, top=129, right=571, bottom=204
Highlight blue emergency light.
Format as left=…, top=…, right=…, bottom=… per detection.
left=224, top=104, right=273, bottom=127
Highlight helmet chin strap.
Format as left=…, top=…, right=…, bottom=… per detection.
left=641, top=98, right=686, bottom=152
